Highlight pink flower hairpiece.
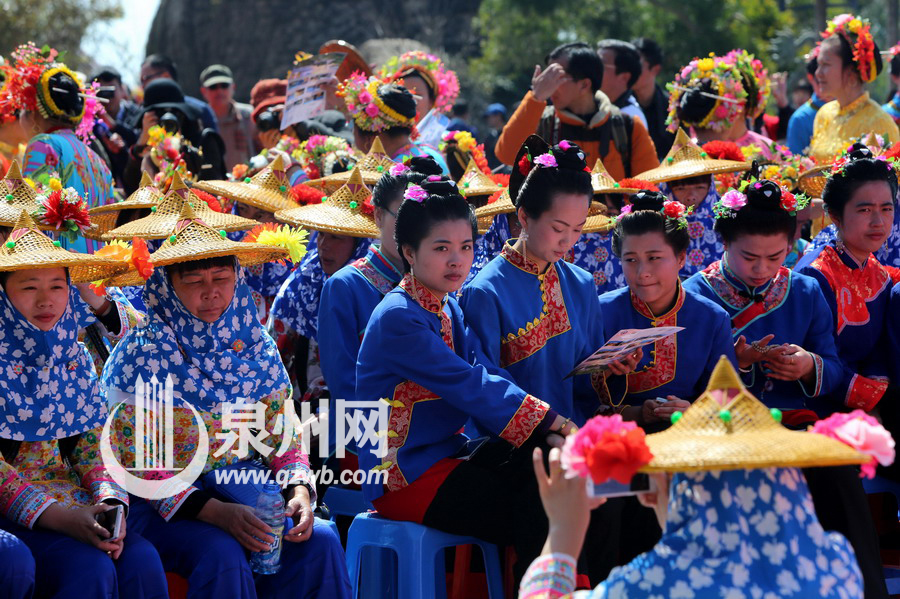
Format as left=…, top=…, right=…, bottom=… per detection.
left=389, top=163, right=410, bottom=176
left=427, top=175, right=441, bottom=182
left=561, top=414, right=653, bottom=484
left=810, top=410, right=895, bottom=479
left=559, top=140, right=572, bottom=151
left=404, top=184, right=427, bottom=202
left=534, top=153, right=558, bottom=168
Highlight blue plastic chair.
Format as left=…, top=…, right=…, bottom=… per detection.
left=323, top=486, right=372, bottom=521
left=346, top=511, right=505, bottom=599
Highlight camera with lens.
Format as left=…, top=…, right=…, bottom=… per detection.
left=255, top=109, right=282, bottom=133
left=155, top=110, right=180, bottom=134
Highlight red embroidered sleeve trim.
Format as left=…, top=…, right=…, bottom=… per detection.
left=625, top=287, right=684, bottom=393
left=500, top=264, right=572, bottom=367
left=380, top=380, right=441, bottom=493
left=845, top=374, right=889, bottom=412
left=810, top=246, right=890, bottom=334
left=499, top=394, right=550, bottom=447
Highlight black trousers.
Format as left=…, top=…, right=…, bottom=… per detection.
left=804, top=465, right=889, bottom=599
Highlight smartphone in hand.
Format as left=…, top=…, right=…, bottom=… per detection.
left=95, top=504, right=124, bottom=541
left=588, top=473, right=657, bottom=498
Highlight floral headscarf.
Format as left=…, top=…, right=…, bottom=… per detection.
left=660, top=178, right=723, bottom=276
left=0, top=281, right=106, bottom=441
left=101, top=260, right=290, bottom=410
left=592, top=468, right=861, bottom=598
left=269, top=235, right=370, bottom=340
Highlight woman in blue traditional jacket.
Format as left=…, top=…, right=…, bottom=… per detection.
left=461, top=136, right=634, bottom=429
left=795, top=143, right=895, bottom=416
left=355, top=174, right=572, bottom=582
left=684, top=168, right=889, bottom=599
left=599, top=190, right=736, bottom=427
left=684, top=174, right=843, bottom=422
left=317, top=158, right=433, bottom=466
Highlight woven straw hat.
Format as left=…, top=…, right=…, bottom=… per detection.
left=641, top=357, right=867, bottom=473
left=636, top=129, right=751, bottom=184
left=102, top=174, right=257, bottom=241
left=458, top=159, right=502, bottom=199
left=275, top=168, right=378, bottom=238
left=193, top=155, right=300, bottom=213
left=105, top=203, right=289, bottom=287
left=591, top=159, right=641, bottom=196
left=88, top=172, right=163, bottom=238
left=583, top=201, right=614, bottom=234
left=0, top=161, right=56, bottom=230
left=798, top=164, right=830, bottom=199
left=305, top=137, right=396, bottom=191
left=0, top=211, right=128, bottom=283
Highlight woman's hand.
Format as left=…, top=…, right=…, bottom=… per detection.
left=198, top=499, right=273, bottom=552
left=641, top=396, right=691, bottom=423
left=136, top=111, right=158, bottom=147
left=734, top=334, right=775, bottom=370
left=259, top=129, right=282, bottom=151
left=37, top=504, right=120, bottom=554
left=284, top=486, right=314, bottom=543
left=532, top=447, right=605, bottom=558
left=607, top=348, right=643, bottom=376
left=764, top=344, right=815, bottom=383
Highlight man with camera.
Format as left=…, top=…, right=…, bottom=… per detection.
left=199, top=64, right=259, bottom=170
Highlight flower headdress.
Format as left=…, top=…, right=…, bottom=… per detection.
left=31, top=186, right=92, bottom=241
left=242, top=222, right=309, bottom=264
left=713, top=177, right=811, bottom=220
left=147, top=125, right=193, bottom=191
left=720, top=49, right=770, bottom=119
left=821, top=14, right=878, bottom=83
left=378, top=51, right=460, bottom=114
left=1, top=43, right=103, bottom=142
left=810, top=410, right=895, bottom=479
left=830, top=141, right=900, bottom=179
left=617, top=190, right=692, bottom=229
left=441, top=130, right=491, bottom=177
left=338, top=73, right=417, bottom=133
left=666, top=54, right=748, bottom=133
left=296, top=134, right=356, bottom=180
left=90, top=237, right=154, bottom=294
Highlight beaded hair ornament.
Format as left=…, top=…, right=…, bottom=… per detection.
left=666, top=54, right=748, bottom=133
left=338, top=73, right=417, bottom=133
left=617, top=190, right=692, bottom=229
left=378, top=51, right=460, bottom=114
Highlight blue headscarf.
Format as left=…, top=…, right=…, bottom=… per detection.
left=101, top=261, right=290, bottom=410
left=0, top=280, right=106, bottom=441
left=807, top=206, right=900, bottom=268
left=269, top=236, right=371, bottom=340
left=660, top=177, right=724, bottom=278
left=592, top=468, right=861, bottom=598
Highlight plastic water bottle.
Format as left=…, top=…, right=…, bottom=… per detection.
left=249, top=482, right=285, bottom=575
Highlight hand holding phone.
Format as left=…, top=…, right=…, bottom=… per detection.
left=95, top=504, right=124, bottom=541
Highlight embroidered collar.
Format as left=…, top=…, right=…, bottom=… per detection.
left=830, top=240, right=871, bottom=270
left=630, top=282, right=686, bottom=322
left=369, top=244, right=404, bottom=282
left=837, top=92, right=870, bottom=117
left=501, top=240, right=545, bottom=276
left=400, top=273, right=446, bottom=314
left=721, top=253, right=775, bottom=300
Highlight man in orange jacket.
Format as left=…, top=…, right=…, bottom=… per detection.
left=495, top=42, right=658, bottom=180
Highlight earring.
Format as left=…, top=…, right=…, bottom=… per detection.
left=834, top=229, right=845, bottom=254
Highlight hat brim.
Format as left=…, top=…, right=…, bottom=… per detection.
left=107, top=243, right=288, bottom=287
left=101, top=209, right=256, bottom=241
left=798, top=165, right=830, bottom=199
left=306, top=168, right=385, bottom=190
left=202, top=76, right=233, bottom=88
left=637, top=159, right=751, bottom=184
left=193, top=180, right=299, bottom=213
left=275, top=204, right=378, bottom=238
left=641, top=427, right=867, bottom=473
left=474, top=191, right=515, bottom=219
left=0, top=252, right=128, bottom=284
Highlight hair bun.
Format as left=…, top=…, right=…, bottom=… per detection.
left=846, top=142, right=875, bottom=162
left=551, top=141, right=588, bottom=171
left=744, top=179, right=783, bottom=210
left=420, top=176, right=460, bottom=197
left=629, top=190, right=666, bottom=211
left=377, top=83, right=417, bottom=121
left=406, top=156, right=443, bottom=177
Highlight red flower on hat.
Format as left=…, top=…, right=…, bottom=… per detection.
left=701, top=140, right=745, bottom=162
left=585, top=428, right=653, bottom=485
left=290, top=184, right=324, bottom=206
left=192, top=189, right=222, bottom=213
left=360, top=194, right=374, bottom=216
left=131, top=237, right=154, bottom=280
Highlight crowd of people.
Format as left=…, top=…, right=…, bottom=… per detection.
left=2, top=10, right=900, bottom=599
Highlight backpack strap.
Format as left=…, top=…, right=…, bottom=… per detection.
left=610, top=113, right=634, bottom=178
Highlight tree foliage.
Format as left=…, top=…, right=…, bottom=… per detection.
left=470, top=0, right=793, bottom=106
left=0, top=0, right=122, bottom=70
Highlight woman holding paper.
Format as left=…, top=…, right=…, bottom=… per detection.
left=598, top=190, right=736, bottom=429
left=460, top=136, right=641, bottom=431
